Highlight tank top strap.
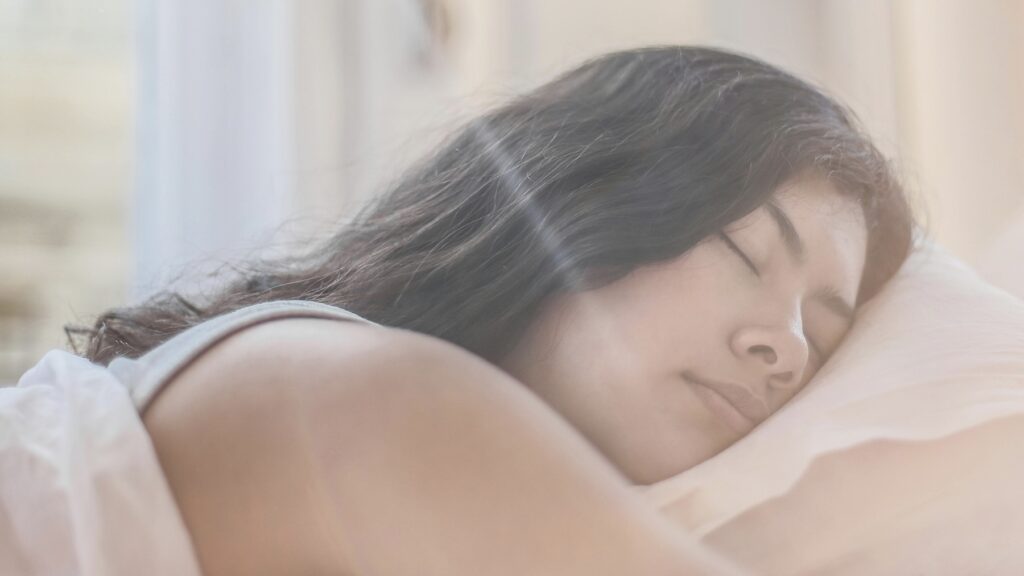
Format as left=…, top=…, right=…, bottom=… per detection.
left=107, top=300, right=380, bottom=413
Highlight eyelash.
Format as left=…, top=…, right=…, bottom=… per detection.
left=719, top=232, right=827, bottom=362
left=719, top=233, right=760, bottom=277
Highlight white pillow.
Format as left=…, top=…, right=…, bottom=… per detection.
left=643, top=239, right=1024, bottom=575
left=979, top=206, right=1024, bottom=299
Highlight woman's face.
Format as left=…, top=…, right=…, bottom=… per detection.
left=498, top=177, right=868, bottom=485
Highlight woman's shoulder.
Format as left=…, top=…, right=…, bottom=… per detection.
left=149, top=313, right=494, bottom=418
left=192, top=315, right=490, bottom=389
left=141, top=316, right=525, bottom=575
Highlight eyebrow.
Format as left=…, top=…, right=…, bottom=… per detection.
left=765, top=201, right=856, bottom=323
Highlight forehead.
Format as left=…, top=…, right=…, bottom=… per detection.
left=775, top=178, right=866, bottom=250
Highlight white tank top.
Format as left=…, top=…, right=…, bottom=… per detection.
left=107, top=300, right=379, bottom=413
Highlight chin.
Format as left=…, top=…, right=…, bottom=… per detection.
left=620, top=446, right=720, bottom=486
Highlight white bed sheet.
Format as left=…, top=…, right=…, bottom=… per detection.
left=0, top=350, right=200, bottom=576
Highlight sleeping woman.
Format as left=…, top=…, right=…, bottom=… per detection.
left=68, top=46, right=913, bottom=574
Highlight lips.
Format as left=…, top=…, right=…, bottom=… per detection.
left=683, top=373, right=770, bottom=432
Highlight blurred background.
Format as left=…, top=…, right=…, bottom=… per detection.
left=3, top=0, right=1024, bottom=381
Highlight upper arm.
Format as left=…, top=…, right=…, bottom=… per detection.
left=145, top=317, right=551, bottom=575
left=143, top=318, right=446, bottom=575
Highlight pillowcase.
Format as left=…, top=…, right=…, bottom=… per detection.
left=643, top=239, right=1024, bottom=575
left=978, top=208, right=1024, bottom=300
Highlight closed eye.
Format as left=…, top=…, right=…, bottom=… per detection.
left=719, top=232, right=832, bottom=366
left=719, top=232, right=760, bottom=277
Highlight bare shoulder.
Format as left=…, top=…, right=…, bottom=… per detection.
left=142, top=315, right=521, bottom=576
left=193, top=316, right=501, bottom=393
left=147, top=315, right=504, bottom=421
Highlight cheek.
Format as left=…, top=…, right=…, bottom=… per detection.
left=591, top=251, right=742, bottom=364
left=513, top=243, right=745, bottom=392
left=500, top=251, right=754, bottom=484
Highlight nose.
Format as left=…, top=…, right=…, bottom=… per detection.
left=730, top=323, right=809, bottom=390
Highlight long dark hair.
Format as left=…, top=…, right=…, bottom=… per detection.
left=71, top=45, right=915, bottom=366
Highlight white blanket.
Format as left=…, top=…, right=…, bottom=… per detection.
left=0, top=350, right=201, bottom=576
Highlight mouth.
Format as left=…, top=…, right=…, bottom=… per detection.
left=682, top=373, right=769, bottom=434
